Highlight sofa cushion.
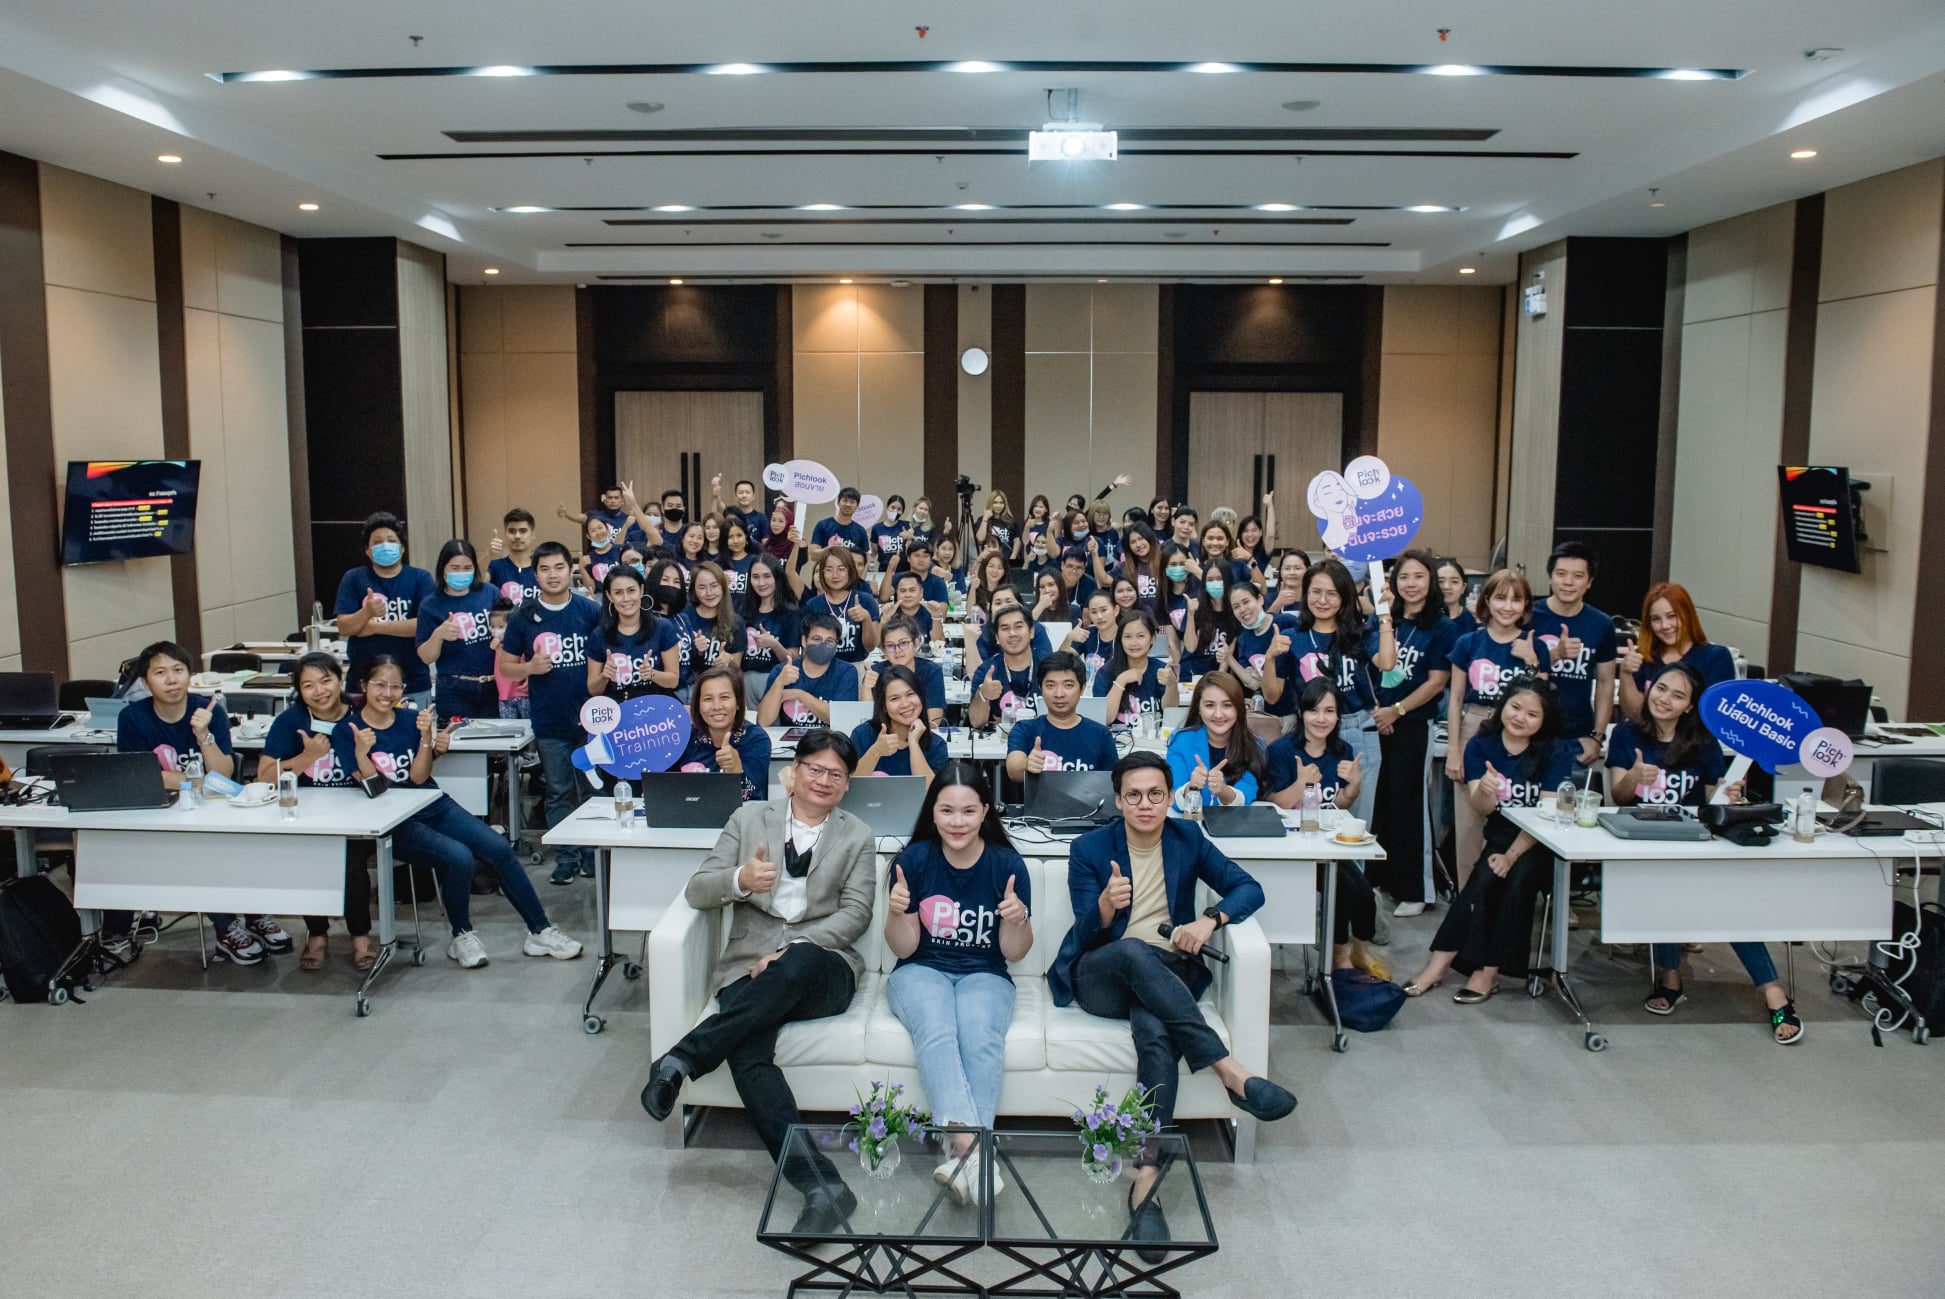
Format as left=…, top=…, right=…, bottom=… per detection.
left=1042, top=997, right=1233, bottom=1074
left=700, top=973, right=881, bottom=1068
left=863, top=976, right=1049, bottom=1072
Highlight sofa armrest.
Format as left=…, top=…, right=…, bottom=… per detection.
left=1212, top=916, right=1270, bottom=1078
left=648, top=895, right=722, bottom=1061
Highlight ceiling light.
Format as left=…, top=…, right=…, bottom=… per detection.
left=1281, top=99, right=1321, bottom=112
left=298, top=202, right=319, bottom=211
left=706, top=63, right=765, bottom=76
left=1650, top=201, right=1665, bottom=208
left=800, top=203, right=845, bottom=211
left=948, top=61, right=1005, bottom=74
left=652, top=204, right=695, bottom=213
left=504, top=205, right=547, bottom=213
left=483, top=267, right=500, bottom=275
left=1426, top=64, right=1486, bottom=77
left=669, top=278, right=683, bottom=285
left=1104, top=202, right=1145, bottom=211
left=1097, top=278, right=1109, bottom=283
left=1406, top=204, right=1452, bottom=213
left=1255, top=203, right=1299, bottom=212
left=1791, top=148, right=1818, bottom=159
left=625, top=101, right=665, bottom=114
left=1658, top=68, right=1713, bottom=81
left=473, top=65, right=533, bottom=77
left=1458, top=266, right=1476, bottom=275
left=156, top=154, right=182, bottom=164
left=1029, top=129, right=1118, bottom=162
left=237, top=69, right=311, bottom=82
left=1164, top=231, right=1186, bottom=238
left=839, top=278, right=853, bottom=284
left=1267, top=278, right=1283, bottom=284
left=1187, top=62, right=1240, bottom=74
left=891, top=280, right=911, bottom=287
left=952, top=203, right=994, bottom=211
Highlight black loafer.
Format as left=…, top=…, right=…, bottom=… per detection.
left=1129, top=1190, right=1170, bottom=1264
left=638, top=1054, right=688, bottom=1121
left=791, top=1185, right=859, bottom=1236
left=1226, top=1076, right=1297, bottom=1122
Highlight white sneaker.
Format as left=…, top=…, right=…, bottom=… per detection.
left=523, top=925, right=584, bottom=960
left=1393, top=901, right=1427, bottom=918
left=448, top=930, right=489, bottom=968
left=941, top=1149, right=1000, bottom=1205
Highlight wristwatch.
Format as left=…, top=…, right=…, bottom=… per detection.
left=1202, top=904, right=1227, bottom=929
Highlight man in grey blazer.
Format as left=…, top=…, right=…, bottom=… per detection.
left=641, top=729, right=878, bottom=1230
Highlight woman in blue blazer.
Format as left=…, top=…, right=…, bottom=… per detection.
left=1163, top=672, right=1262, bottom=811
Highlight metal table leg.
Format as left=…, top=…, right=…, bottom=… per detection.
left=1540, top=856, right=1604, bottom=1051
left=355, top=833, right=420, bottom=1018
left=14, top=827, right=38, bottom=877
left=1317, top=859, right=1347, bottom=1053
left=581, top=847, right=620, bottom=1034
left=504, top=749, right=522, bottom=846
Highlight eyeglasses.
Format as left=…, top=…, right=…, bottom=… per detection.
left=1119, top=788, right=1171, bottom=806
left=882, top=639, right=913, bottom=653
left=798, top=763, right=850, bottom=786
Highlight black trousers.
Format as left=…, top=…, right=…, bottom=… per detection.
left=1428, top=840, right=1552, bottom=977
left=304, top=848, right=375, bottom=939
left=672, top=941, right=857, bottom=1192
left=1074, top=939, right=1227, bottom=1131
left=1332, top=863, right=1376, bottom=945
left=1371, top=717, right=1431, bottom=903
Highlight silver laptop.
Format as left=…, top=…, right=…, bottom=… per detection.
left=839, top=775, right=929, bottom=836
left=826, top=700, right=873, bottom=737
left=1597, top=809, right=1713, bottom=842
left=1076, top=697, right=1112, bottom=726
left=85, top=696, right=127, bottom=729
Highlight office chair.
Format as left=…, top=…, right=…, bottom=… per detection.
left=208, top=652, right=263, bottom=673
left=57, top=679, right=118, bottom=712
left=1870, top=758, right=1945, bottom=806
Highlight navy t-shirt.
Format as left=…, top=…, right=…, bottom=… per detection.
left=976, top=622, right=1053, bottom=663
left=1071, top=626, right=1114, bottom=680
left=589, top=617, right=682, bottom=700
left=335, top=564, right=438, bottom=693
left=1378, top=617, right=1459, bottom=710
left=333, top=707, right=433, bottom=788
left=677, top=723, right=773, bottom=802
left=582, top=545, right=624, bottom=588
left=1277, top=625, right=1382, bottom=715
left=1007, top=714, right=1119, bottom=773
left=1463, top=731, right=1578, bottom=810
left=720, top=554, right=756, bottom=598
left=742, top=606, right=801, bottom=677
left=1265, top=734, right=1357, bottom=805
left=416, top=588, right=499, bottom=681
left=117, top=694, right=233, bottom=773
left=869, top=521, right=909, bottom=564
left=850, top=721, right=949, bottom=778
left=1606, top=720, right=1728, bottom=808
left=983, top=519, right=1016, bottom=557
left=1092, top=657, right=1169, bottom=722
left=882, top=656, right=947, bottom=714
left=811, top=517, right=868, bottom=557
left=765, top=657, right=860, bottom=724
left=889, top=840, right=1031, bottom=980
left=261, top=706, right=355, bottom=787
left=674, top=608, right=746, bottom=687
left=1537, top=600, right=1619, bottom=735
left=803, top=590, right=880, bottom=662
left=1445, top=608, right=1480, bottom=639
left=499, top=595, right=602, bottom=741
left=1448, top=628, right=1539, bottom=708
left=971, top=655, right=1040, bottom=716
left=1632, top=642, right=1737, bottom=697
left=487, top=556, right=539, bottom=607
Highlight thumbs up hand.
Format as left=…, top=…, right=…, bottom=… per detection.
left=1205, top=758, right=1229, bottom=796
left=1103, top=859, right=1133, bottom=912
left=1187, top=753, right=1209, bottom=793
left=1511, top=630, right=1539, bottom=668
left=1026, top=735, right=1048, bottom=774
left=1482, top=760, right=1509, bottom=804
left=1553, top=622, right=1583, bottom=663
left=1632, top=752, right=1662, bottom=790
left=739, top=843, right=778, bottom=894
left=489, top=528, right=506, bottom=556
left=997, top=874, right=1028, bottom=925
left=362, top=590, right=387, bottom=617
left=888, top=863, right=911, bottom=913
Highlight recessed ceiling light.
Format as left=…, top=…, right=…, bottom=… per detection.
left=483, top=267, right=500, bottom=275
left=1406, top=205, right=1451, bottom=213
left=800, top=203, right=845, bottom=211
left=156, top=154, right=182, bottom=164
left=1104, top=203, right=1145, bottom=211
left=504, top=205, right=547, bottom=214
left=652, top=204, right=695, bottom=213
left=1458, top=266, right=1476, bottom=275
left=1658, top=68, right=1712, bottom=81
left=669, top=278, right=683, bottom=285
left=705, top=63, right=765, bottom=76
left=1187, top=62, right=1240, bottom=74
left=1650, top=201, right=1665, bottom=208
left=953, top=203, right=994, bottom=211
left=1791, top=148, right=1818, bottom=159
left=839, top=278, right=853, bottom=284
left=1267, top=278, right=1283, bottom=284
left=239, top=70, right=310, bottom=82
left=298, top=202, right=319, bottom=211
left=1426, top=64, right=1487, bottom=77
left=473, top=65, right=533, bottom=78
left=1097, top=278, right=1109, bottom=283
left=1255, top=203, right=1299, bottom=212
left=1281, top=99, right=1321, bottom=112
left=625, top=101, right=665, bottom=114
left=948, top=61, right=1005, bottom=74
left=891, top=280, right=911, bottom=287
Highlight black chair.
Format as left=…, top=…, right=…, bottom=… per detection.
left=57, top=678, right=117, bottom=712
left=208, top=652, right=263, bottom=673
left=1870, top=758, right=1945, bottom=805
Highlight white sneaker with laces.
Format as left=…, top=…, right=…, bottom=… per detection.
left=1393, top=901, right=1427, bottom=918
left=948, top=1150, right=1001, bottom=1205
left=216, top=919, right=265, bottom=965
left=448, top=930, right=489, bottom=968
left=523, top=926, right=584, bottom=960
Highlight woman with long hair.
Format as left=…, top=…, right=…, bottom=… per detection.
left=975, top=490, right=1019, bottom=563
left=803, top=546, right=880, bottom=663
left=736, top=556, right=800, bottom=705
left=1619, top=581, right=1737, bottom=717
left=1118, top=525, right=1167, bottom=612
left=1266, top=549, right=1310, bottom=618
left=851, top=663, right=948, bottom=780
left=933, top=534, right=967, bottom=595
left=674, top=521, right=709, bottom=575
left=1065, top=589, right=1119, bottom=678
left=700, top=512, right=727, bottom=565
left=1030, top=569, right=1078, bottom=626
left=1093, top=609, right=1179, bottom=724
left=1147, top=497, right=1173, bottom=537
left=1406, top=680, right=1574, bottom=1002
left=1022, top=494, right=1054, bottom=553
left=1182, top=560, right=1238, bottom=682
left=1166, top=672, right=1261, bottom=809
left=1086, top=502, right=1121, bottom=570
left=678, top=664, right=772, bottom=802
left=577, top=514, right=624, bottom=590
left=587, top=565, right=681, bottom=701
left=870, top=493, right=911, bottom=572
left=1109, top=574, right=1142, bottom=620
left=719, top=515, right=757, bottom=597
left=1237, top=493, right=1276, bottom=567
left=967, top=549, right=1013, bottom=622
left=1436, top=557, right=1476, bottom=637
left=644, top=557, right=689, bottom=618
left=415, top=538, right=500, bottom=720
left=1369, top=550, right=1456, bottom=917
left=883, top=760, right=1032, bottom=1203
left=1442, top=569, right=1546, bottom=882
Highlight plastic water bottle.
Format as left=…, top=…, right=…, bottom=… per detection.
left=1555, top=780, right=1578, bottom=825
left=614, top=780, right=635, bottom=825
left=1301, top=781, right=1322, bottom=833
left=1792, top=790, right=1817, bottom=843
left=278, top=769, right=300, bottom=822
left=181, top=752, right=204, bottom=809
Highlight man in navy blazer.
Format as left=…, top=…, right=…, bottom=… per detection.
left=1047, top=752, right=1297, bottom=1255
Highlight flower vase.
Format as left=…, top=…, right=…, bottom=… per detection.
left=861, top=1137, right=902, bottom=1180
left=1082, top=1154, right=1123, bottom=1185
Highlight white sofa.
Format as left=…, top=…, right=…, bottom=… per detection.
left=648, top=851, right=1273, bottom=1161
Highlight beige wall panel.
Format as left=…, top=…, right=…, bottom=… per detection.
left=1025, top=285, right=1090, bottom=353
left=1454, top=286, right=1503, bottom=356
left=179, top=205, right=220, bottom=314
left=1381, top=286, right=1459, bottom=355
left=1818, top=159, right=1944, bottom=304
left=794, top=285, right=858, bottom=353
left=0, top=345, right=18, bottom=663
left=1732, top=309, right=1787, bottom=621
left=499, top=285, right=576, bottom=353
left=217, top=314, right=294, bottom=603
left=1091, top=352, right=1158, bottom=504
left=0, top=657, right=19, bottom=673
left=1670, top=315, right=1753, bottom=625
left=38, top=165, right=154, bottom=301
left=1684, top=203, right=1795, bottom=324
left=200, top=603, right=237, bottom=652
left=70, top=617, right=176, bottom=682
left=957, top=285, right=993, bottom=489
left=232, top=591, right=297, bottom=642
left=213, top=215, right=284, bottom=324
left=1506, top=240, right=1567, bottom=579
left=856, top=284, right=922, bottom=353
left=859, top=352, right=925, bottom=500
left=459, top=285, right=505, bottom=354
left=1024, top=353, right=1093, bottom=504
left=458, top=354, right=508, bottom=544
left=793, top=352, right=862, bottom=486
left=1443, top=360, right=1503, bottom=566
left=183, top=308, right=233, bottom=610
left=500, top=352, right=581, bottom=548
left=398, top=243, right=454, bottom=545
left=1798, top=631, right=1910, bottom=721
left=1091, top=285, right=1158, bottom=354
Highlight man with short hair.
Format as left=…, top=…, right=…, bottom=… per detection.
left=1047, top=752, right=1297, bottom=1255
left=1058, top=547, right=1098, bottom=609
left=487, top=507, right=541, bottom=605
left=1170, top=508, right=1201, bottom=558
left=640, top=730, right=878, bottom=1233
left=712, top=472, right=770, bottom=543
left=757, top=613, right=859, bottom=726
left=809, top=486, right=869, bottom=564
left=1539, top=540, right=1618, bottom=768
left=970, top=605, right=1044, bottom=729
left=1005, top=651, right=1118, bottom=781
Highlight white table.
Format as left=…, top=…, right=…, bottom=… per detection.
left=201, top=641, right=346, bottom=672
left=1504, top=805, right=1945, bottom=1050
left=1852, top=723, right=1945, bottom=796
left=0, top=786, right=440, bottom=1016
left=0, top=721, right=112, bottom=771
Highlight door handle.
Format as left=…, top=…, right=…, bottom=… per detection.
left=1266, top=454, right=1276, bottom=498
left=1251, top=454, right=1263, bottom=509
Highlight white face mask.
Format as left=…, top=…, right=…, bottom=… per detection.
left=885, top=510, right=900, bottom=523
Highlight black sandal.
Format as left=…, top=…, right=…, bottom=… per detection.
left=1771, top=1000, right=1805, bottom=1045
left=1643, top=980, right=1685, bottom=1016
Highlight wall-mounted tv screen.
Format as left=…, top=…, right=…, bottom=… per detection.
left=1778, top=465, right=1860, bottom=574
left=60, top=460, right=202, bottom=566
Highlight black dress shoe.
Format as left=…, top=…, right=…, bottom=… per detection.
left=638, top=1054, right=688, bottom=1121
left=1128, top=1188, right=1170, bottom=1264
left=1226, top=1076, right=1297, bottom=1122
left=790, top=1185, right=859, bottom=1236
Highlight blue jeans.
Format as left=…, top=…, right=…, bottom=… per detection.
left=1651, top=942, right=1778, bottom=986
left=394, top=793, right=551, bottom=936
left=1341, top=708, right=1383, bottom=827
left=536, top=737, right=591, bottom=872
left=885, top=964, right=1016, bottom=1130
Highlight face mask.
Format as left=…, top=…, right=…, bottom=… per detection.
left=914, top=512, right=930, bottom=527
left=804, top=641, right=838, bottom=666
left=1033, top=544, right=1048, bottom=558
left=660, top=587, right=687, bottom=614
left=663, top=508, right=685, bottom=526
left=1206, top=581, right=1225, bottom=599
left=371, top=542, right=402, bottom=567
left=1165, top=565, right=1189, bottom=582
left=645, top=514, right=662, bottom=530
left=447, top=571, right=475, bottom=592
left=590, top=534, right=611, bottom=551
left=1074, top=526, right=1089, bottom=539
left=1380, top=665, right=1409, bottom=689
left=885, top=510, right=900, bottom=523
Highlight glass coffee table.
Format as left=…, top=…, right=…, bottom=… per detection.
left=755, top=1126, right=1217, bottom=1297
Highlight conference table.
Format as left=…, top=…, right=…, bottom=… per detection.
left=0, top=785, right=441, bottom=1017
left=1503, top=804, right=1945, bottom=1052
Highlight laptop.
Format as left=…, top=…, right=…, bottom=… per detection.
left=826, top=700, right=873, bottom=737
left=840, top=775, right=930, bottom=836
left=1021, top=769, right=1119, bottom=826
left=1075, top=697, right=1112, bottom=726
left=1778, top=673, right=1873, bottom=740
left=636, top=772, right=747, bottom=829
left=85, top=696, right=127, bottom=729
left=1597, top=808, right=1713, bottom=842
left=1819, top=809, right=1939, bottom=837
left=0, top=671, right=62, bottom=729
left=1201, top=804, right=1288, bottom=838
left=46, top=751, right=175, bottom=812
left=1161, top=706, right=1190, bottom=731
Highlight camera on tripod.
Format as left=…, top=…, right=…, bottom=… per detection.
left=955, top=474, right=980, bottom=500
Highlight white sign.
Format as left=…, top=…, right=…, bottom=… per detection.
left=579, top=696, right=622, bottom=736
left=763, top=458, right=840, bottom=505
left=853, top=494, right=885, bottom=528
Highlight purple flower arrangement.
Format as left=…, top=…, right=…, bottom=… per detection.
left=1068, top=1083, right=1159, bottom=1180
left=844, top=1080, right=932, bottom=1173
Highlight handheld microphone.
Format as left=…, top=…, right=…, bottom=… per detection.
left=1157, top=923, right=1229, bottom=963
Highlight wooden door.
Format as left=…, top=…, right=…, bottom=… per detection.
left=614, top=391, right=764, bottom=515
left=1186, top=392, right=1265, bottom=516
left=1260, top=393, right=1345, bottom=529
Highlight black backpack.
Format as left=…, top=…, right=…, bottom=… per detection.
left=0, top=875, right=83, bottom=1004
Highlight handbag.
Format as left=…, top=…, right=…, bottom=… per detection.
left=1329, top=968, right=1406, bottom=1032
left=1698, top=802, right=1783, bottom=846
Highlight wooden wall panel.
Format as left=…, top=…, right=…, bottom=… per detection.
left=398, top=241, right=454, bottom=547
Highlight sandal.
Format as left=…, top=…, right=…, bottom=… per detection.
left=1350, top=950, right=1391, bottom=983
left=1643, top=980, right=1685, bottom=1016
left=352, top=938, right=377, bottom=972
left=299, top=937, right=326, bottom=973
left=1771, top=1001, right=1805, bottom=1045
left=1402, top=980, right=1438, bottom=998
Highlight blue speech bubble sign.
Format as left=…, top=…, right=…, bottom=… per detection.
left=1314, top=477, right=1424, bottom=563
left=571, top=694, right=692, bottom=782
left=1698, top=679, right=1824, bottom=774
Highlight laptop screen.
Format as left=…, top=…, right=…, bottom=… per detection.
left=0, top=671, right=57, bottom=717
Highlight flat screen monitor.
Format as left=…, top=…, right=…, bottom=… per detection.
left=1777, top=465, right=1860, bottom=574
left=60, top=460, right=201, bottom=565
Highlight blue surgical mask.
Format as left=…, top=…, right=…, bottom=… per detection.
left=1074, top=526, right=1089, bottom=539
left=1206, top=580, right=1225, bottom=599
left=1165, top=565, right=1189, bottom=582
left=371, top=542, right=402, bottom=567
left=447, top=571, right=475, bottom=592
left=630, top=562, right=647, bottom=576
